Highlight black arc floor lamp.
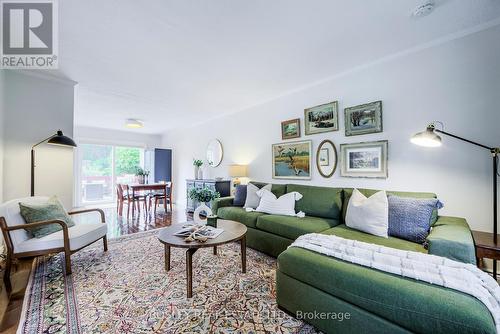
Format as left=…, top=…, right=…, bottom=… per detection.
left=31, top=130, right=77, bottom=196
left=411, top=121, right=500, bottom=244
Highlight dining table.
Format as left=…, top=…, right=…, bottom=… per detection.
left=129, top=183, right=169, bottom=216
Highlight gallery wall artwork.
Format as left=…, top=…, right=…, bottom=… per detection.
left=272, top=140, right=312, bottom=180
left=304, top=101, right=339, bottom=135
left=316, top=139, right=338, bottom=178
left=340, top=140, right=388, bottom=178
left=281, top=118, right=301, bottom=140
left=344, top=101, right=383, bottom=136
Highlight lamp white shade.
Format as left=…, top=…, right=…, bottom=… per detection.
left=229, top=164, right=248, bottom=177
left=411, top=127, right=442, bottom=147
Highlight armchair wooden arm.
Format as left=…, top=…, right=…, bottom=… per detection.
left=0, top=217, right=70, bottom=256
left=68, top=208, right=106, bottom=223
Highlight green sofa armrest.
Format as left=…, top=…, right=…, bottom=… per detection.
left=211, top=196, right=235, bottom=214
left=427, top=216, right=476, bottom=265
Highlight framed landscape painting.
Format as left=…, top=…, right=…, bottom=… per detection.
left=340, top=140, right=388, bottom=178
left=344, top=101, right=383, bottom=136
left=281, top=118, right=301, bottom=140
left=304, top=101, right=339, bottom=135
left=272, top=140, right=312, bottom=180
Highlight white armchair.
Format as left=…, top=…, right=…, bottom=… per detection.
left=0, top=197, right=108, bottom=290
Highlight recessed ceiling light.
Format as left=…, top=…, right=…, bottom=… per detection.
left=412, top=1, right=435, bottom=18
left=125, top=119, right=144, bottom=128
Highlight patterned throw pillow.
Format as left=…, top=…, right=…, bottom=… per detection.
left=388, top=195, right=443, bottom=244
left=233, top=185, right=247, bottom=207
left=19, top=196, right=75, bottom=238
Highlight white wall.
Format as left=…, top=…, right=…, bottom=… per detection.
left=0, top=71, right=4, bottom=204
left=3, top=71, right=76, bottom=208
left=162, top=24, right=500, bottom=232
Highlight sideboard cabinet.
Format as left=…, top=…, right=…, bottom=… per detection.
left=186, top=179, right=231, bottom=213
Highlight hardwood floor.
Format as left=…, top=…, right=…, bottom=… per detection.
left=0, top=204, right=191, bottom=333
left=75, top=203, right=190, bottom=239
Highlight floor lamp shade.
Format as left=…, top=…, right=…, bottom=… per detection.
left=31, top=130, right=77, bottom=196
left=47, top=130, right=77, bottom=147
left=410, top=126, right=442, bottom=147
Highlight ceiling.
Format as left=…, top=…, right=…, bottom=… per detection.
left=60, top=0, right=500, bottom=134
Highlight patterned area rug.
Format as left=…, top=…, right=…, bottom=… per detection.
left=18, top=230, right=318, bottom=333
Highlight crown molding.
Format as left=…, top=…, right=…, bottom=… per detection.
left=10, top=70, right=78, bottom=86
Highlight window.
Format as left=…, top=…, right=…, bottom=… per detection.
left=76, top=144, right=145, bottom=205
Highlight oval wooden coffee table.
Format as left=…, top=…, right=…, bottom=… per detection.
left=158, top=219, right=247, bottom=298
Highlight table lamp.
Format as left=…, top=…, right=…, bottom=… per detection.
left=229, top=164, right=248, bottom=186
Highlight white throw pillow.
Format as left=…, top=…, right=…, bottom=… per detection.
left=244, top=183, right=272, bottom=209
left=346, top=189, right=389, bottom=238
left=255, top=189, right=303, bottom=216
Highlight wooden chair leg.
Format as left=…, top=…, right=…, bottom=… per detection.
left=65, top=251, right=72, bottom=275
left=169, top=199, right=173, bottom=212
left=3, top=254, right=12, bottom=292
left=103, top=235, right=108, bottom=251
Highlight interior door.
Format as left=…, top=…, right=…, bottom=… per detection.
left=154, top=148, right=172, bottom=182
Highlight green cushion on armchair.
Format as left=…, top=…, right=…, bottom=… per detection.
left=19, top=196, right=75, bottom=238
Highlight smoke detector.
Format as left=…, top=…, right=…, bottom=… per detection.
left=412, top=2, right=435, bottom=18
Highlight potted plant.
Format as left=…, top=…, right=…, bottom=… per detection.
left=193, top=159, right=203, bottom=180
left=188, top=187, right=220, bottom=225
left=135, top=167, right=145, bottom=184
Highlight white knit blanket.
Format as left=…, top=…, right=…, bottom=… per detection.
left=290, top=233, right=500, bottom=332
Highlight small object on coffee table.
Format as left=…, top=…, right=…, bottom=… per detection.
left=207, top=214, right=218, bottom=227
left=158, top=220, right=247, bottom=298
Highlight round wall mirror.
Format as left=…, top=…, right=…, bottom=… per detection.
left=316, top=140, right=337, bottom=178
left=206, top=139, right=223, bottom=167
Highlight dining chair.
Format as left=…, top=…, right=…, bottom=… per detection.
left=117, top=184, right=130, bottom=216
left=117, top=184, right=148, bottom=216
left=128, top=184, right=149, bottom=215
left=149, top=182, right=173, bottom=215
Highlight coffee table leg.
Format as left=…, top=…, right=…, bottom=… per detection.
left=213, top=246, right=217, bottom=255
left=186, top=248, right=197, bottom=298
left=241, top=235, right=247, bottom=273
left=164, top=245, right=170, bottom=271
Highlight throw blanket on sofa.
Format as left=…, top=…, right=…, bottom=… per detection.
left=290, top=233, right=500, bottom=332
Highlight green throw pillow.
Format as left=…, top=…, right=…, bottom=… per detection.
left=19, top=196, right=75, bottom=239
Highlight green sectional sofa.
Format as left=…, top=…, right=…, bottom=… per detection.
left=212, top=182, right=494, bottom=334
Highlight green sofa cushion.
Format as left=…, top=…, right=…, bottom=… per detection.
left=427, top=216, right=476, bottom=264
left=286, top=184, right=343, bottom=220
left=256, top=215, right=339, bottom=240
left=216, top=206, right=265, bottom=228
left=249, top=181, right=287, bottom=198
left=323, top=224, right=427, bottom=253
left=342, top=188, right=438, bottom=225
left=278, top=247, right=495, bottom=334
left=211, top=196, right=234, bottom=214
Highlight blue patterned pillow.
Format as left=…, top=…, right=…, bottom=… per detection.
left=233, top=185, right=247, bottom=207
left=388, top=195, right=443, bottom=244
